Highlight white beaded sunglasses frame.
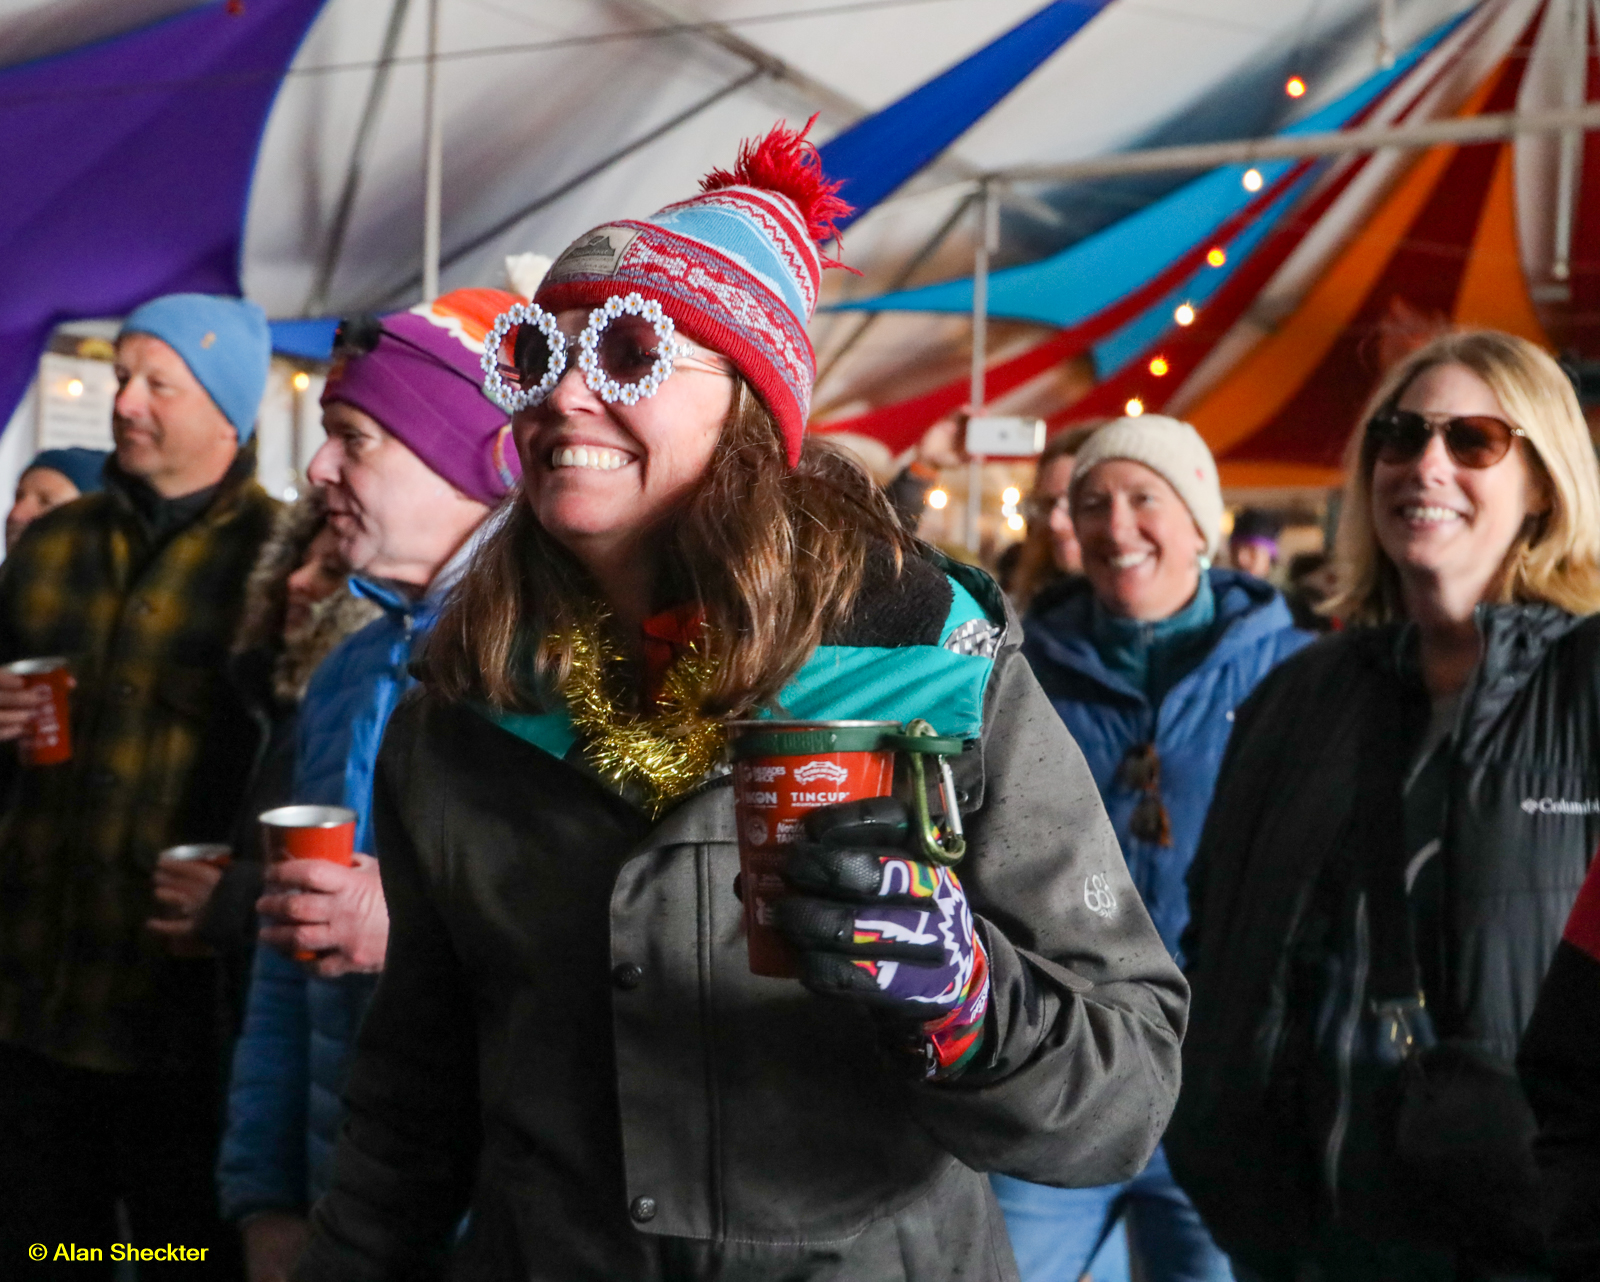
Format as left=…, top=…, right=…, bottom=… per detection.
left=480, top=292, right=690, bottom=414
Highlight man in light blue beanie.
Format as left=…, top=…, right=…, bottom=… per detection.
left=0, top=291, right=279, bottom=1273
left=119, top=292, right=270, bottom=443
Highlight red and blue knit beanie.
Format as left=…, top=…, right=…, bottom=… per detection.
left=534, top=120, right=851, bottom=467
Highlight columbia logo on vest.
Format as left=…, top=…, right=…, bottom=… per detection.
left=1520, top=796, right=1600, bottom=815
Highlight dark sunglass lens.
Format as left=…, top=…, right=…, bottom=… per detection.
left=1445, top=416, right=1512, bottom=468
left=510, top=323, right=557, bottom=391
left=1370, top=409, right=1429, bottom=464
left=598, top=316, right=663, bottom=386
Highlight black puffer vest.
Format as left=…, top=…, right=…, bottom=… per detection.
left=1168, top=606, right=1600, bottom=1274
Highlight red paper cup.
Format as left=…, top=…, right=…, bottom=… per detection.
left=725, top=720, right=899, bottom=978
left=259, top=805, right=356, bottom=866
left=159, top=843, right=234, bottom=869
left=6, top=657, right=72, bottom=766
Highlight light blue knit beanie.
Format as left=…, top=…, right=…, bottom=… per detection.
left=119, top=293, right=271, bottom=441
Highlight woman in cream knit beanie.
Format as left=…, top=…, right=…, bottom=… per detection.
left=994, top=414, right=1307, bottom=1282
left=1068, top=414, right=1225, bottom=560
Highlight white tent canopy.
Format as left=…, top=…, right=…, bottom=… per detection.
left=0, top=0, right=1473, bottom=477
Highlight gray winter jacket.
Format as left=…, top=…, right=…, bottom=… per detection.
left=293, top=554, right=1187, bottom=1282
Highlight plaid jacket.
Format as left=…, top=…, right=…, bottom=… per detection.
left=0, top=453, right=278, bottom=1073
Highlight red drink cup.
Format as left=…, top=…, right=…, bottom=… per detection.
left=6, top=657, right=72, bottom=766
left=159, top=843, right=234, bottom=869
left=258, top=805, right=356, bottom=866
left=725, top=720, right=898, bottom=978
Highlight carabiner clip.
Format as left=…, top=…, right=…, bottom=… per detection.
left=893, top=718, right=967, bottom=867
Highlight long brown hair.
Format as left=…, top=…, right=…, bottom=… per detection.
left=427, top=379, right=915, bottom=717
left=1329, top=329, right=1600, bottom=624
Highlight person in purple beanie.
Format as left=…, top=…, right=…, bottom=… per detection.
left=217, top=288, right=522, bottom=1282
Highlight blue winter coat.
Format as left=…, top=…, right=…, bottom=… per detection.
left=217, top=551, right=469, bottom=1221
left=1022, top=569, right=1310, bottom=959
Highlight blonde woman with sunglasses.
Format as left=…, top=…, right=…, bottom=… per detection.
left=1170, top=330, right=1600, bottom=1282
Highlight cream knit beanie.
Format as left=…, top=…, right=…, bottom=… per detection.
left=1067, top=414, right=1224, bottom=557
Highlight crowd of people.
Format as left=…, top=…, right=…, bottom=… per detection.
left=0, top=120, right=1595, bottom=1282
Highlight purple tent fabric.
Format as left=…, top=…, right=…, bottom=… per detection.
left=819, top=0, right=1114, bottom=229
left=0, top=0, right=326, bottom=429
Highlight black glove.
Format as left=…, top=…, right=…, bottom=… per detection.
left=775, top=797, right=990, bottom=1079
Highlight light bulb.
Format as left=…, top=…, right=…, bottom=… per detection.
left=1174, top=303, right=1196, bottom=327
left=65, top=379, right=84, bottom=398
left=1007, top=513, right=1025, bottom=532
left=1002, top=486, right=1020, bottom=506
left=1206, top=247, right=1227, bottom=268
left=1285, top=76, right=1306, bottom=98
left=1242, top=168, right=1264, bottom=193
left=1149, top=356, right=1170, bottom=377
left=291, top=371, right=311, bottom=392
left=927, top=488, right=949, bottom=510
left=1125, top=398, right=1145, bottom=417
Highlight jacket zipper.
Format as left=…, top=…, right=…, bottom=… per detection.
left=1324, top=890, right=1369, bottom=1217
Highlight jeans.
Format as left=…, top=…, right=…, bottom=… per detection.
left=992, top=1146, right=1234, bottom=1282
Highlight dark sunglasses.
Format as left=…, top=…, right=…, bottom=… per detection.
left=1117, top=742, right=1172, bottom=847
left=1364, top=408, right=1527, bottom=470
left=503, top=313, right=668, bottom=393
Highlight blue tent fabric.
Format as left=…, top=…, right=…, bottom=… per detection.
left=819, top=0, right=1114, bottom=230
left=833, top=15, right=1458, bottom=325
left=269, top=317, right=341, bottom=361
left=0, top=0, right=326, bottom=430
left=1089, top=169, right=1317, bottom=378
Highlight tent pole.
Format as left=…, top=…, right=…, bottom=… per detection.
left=898, top=103, right=1600, bottom=193
left=1553, top=0, right=1587, bottom=283
left=306, top=0, right=411, bottom=315
left=965, top=181, right=995, bottom=555
left=1377, top=0, right=1395, bottom=69
left=421, top=0, right=443, bottom=303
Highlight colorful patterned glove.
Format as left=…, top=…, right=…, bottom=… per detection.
left=775, top=797, right=990, bottom=1080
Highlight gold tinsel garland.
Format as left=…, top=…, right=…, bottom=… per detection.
left=558, top=616, right=726, bottom=816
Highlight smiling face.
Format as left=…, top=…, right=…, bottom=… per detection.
left=307, top=401, right=489, bottom=587
left=513, top=307, right=735, bottom=580
left=1073, top=459, right=1207, bottom=620
left=1370, top=363, right=1546, bottom=616
left=112, top=333, right=241, bottom=498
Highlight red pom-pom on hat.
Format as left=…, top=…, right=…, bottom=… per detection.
left=700, top=115, right=854, bottom=264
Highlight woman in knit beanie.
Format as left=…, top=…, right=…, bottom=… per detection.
left=291, top=125, right=1186, bottom=1282
left=997, top=414, right=1309, bottom=1282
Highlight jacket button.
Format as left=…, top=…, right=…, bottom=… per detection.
left=629, top=1196, right=657, bottom=1223
left=612, top=962, right=643, bottom=991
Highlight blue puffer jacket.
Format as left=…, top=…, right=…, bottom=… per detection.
left=1022, top=568, right=1310, bottom=959
left=217, top=536, right=479, bottom=1222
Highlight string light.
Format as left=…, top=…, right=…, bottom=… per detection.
left=1001, top=486, right=1020, bottom=506
left=1006, top=513, right=1025, bottom=532
left=1149, top=356, right=1169, bottom=377
left=65, top=379, right=84, bottom=398
left=1285, top=76, right=1306, bottom=98
left=1125, top=398, right=1145, bottom=417
left=927, top=488, right=949, bottom=510
left=1174, top=303, right=1196, bottom=327
left=291, top=370, right=311, bottom=392
left=1206, top=246, right=1227, bottom=268
left=1242, top=168, right=1264, bottom=192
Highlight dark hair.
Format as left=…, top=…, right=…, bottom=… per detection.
left=1230, top=508, right=1283, bottom=544
left=1010, top=420, right=1106, bottom=611
left=426, top=379, right=916, bottom=717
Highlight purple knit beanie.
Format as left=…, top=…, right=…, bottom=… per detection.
left=321, top=288, right=522, bottom=505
